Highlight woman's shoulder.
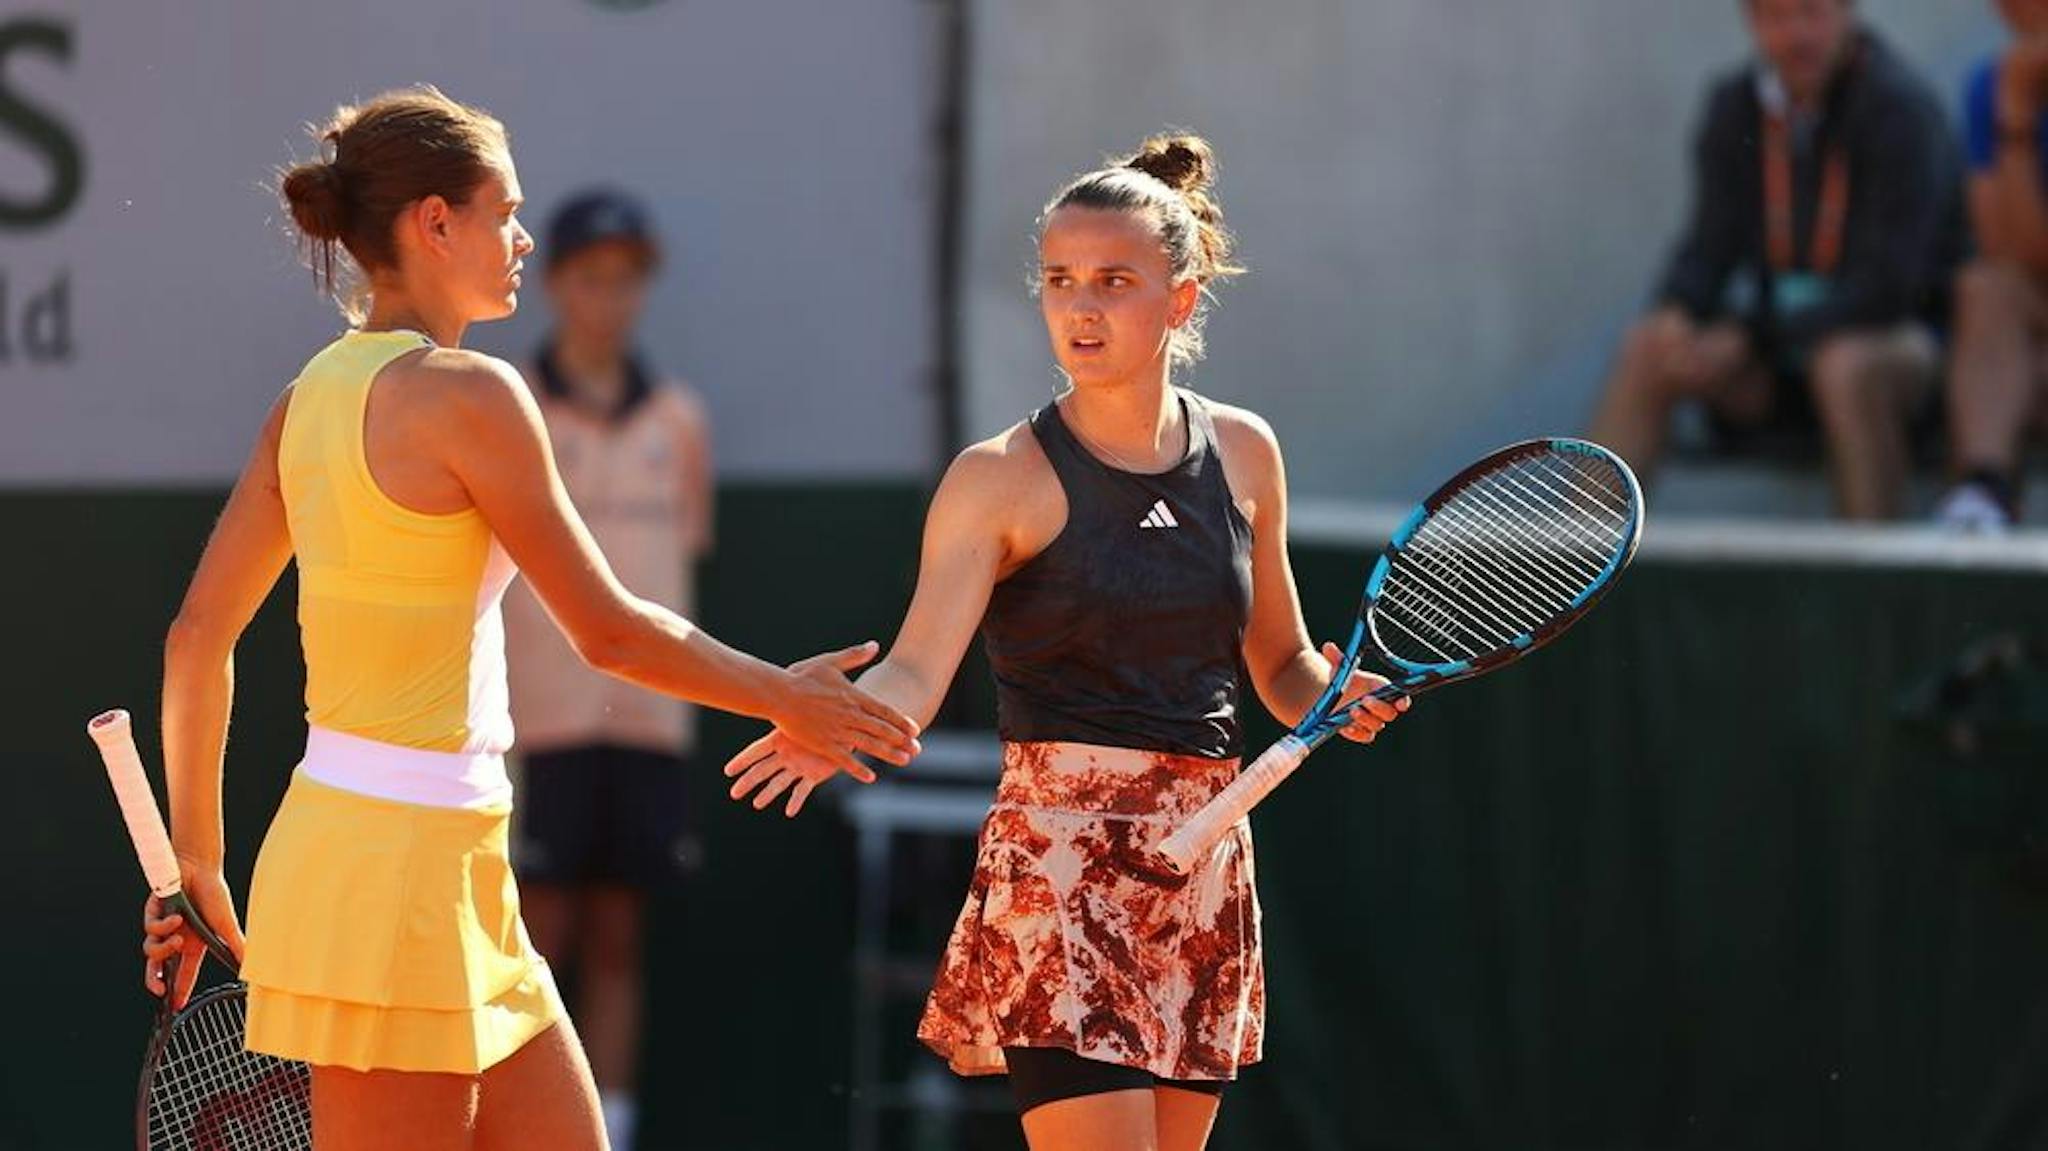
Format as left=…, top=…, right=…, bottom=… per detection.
left=958, top=415, right=1056, bottom=476
left=359, top=348, right=545, bottom=457
left=390, top=347, right=530, bottom=411
left=1191, top=394, right=1280, bottom=460
left=926, top=418, right=1062, bottom=544
left=933, top=418, right=1056, bottom=505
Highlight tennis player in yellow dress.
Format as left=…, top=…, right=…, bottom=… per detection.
left=136, top=86, right=918, bottom=1150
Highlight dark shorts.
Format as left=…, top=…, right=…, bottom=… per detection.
left=1004, top=1047, right=1227, bottom=1116
left=513, top=743, right=696, bottom=887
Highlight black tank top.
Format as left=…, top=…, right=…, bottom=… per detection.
left=980, top=391, right=1254, bottom=759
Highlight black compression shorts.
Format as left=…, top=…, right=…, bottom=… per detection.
left=1004, top=1047, right=1227, bottom=1115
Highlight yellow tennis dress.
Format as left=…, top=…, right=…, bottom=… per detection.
left=240, top=329, right=565, bottom=1074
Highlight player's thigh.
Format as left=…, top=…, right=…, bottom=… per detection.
left=312, top=1064, right=478, bottom=1151
left=1154, top=1083, right=1223, bottom=1151
left=1892, top=325, right=1942, bottom=414
left=1810, top=325, right=1939, bottom=413
left=1020, top=1087, right=1158, bottom=1151
left=475, top=1018, right=607, bottom=1151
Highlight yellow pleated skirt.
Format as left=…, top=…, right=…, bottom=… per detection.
left=241, top=771, right=564, bottom=1074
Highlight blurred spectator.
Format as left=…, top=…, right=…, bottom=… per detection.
left=1590, top=0, right=1961, bottom=520
left=1934, top=0, right=2048, bottom=532
left=503, top=189, right=712, bottom=1151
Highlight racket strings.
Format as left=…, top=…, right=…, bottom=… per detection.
left=1442, top=461, right=1609, bottom=566
left=1445, top=461, right=1627, bottom=592
left=148, top=991, right=311, bottom=1151
left=1372, top=595, right=1481, bottom=664
left=1495, top=464, right=1626, bottom=560
left=1464, top=460, right=1619, bottom=568
left=1480, top=478, right=1611, bottom=567
left=1402, top=516, right=1559, bottom=626
left=1399, top=500, right=1585, bottom=631
left=1445, top=486, right=1601, bottom=588
left=1380, top=549, right=1526, bottom=655
left=1545, top=451, right=1635, bottom=521
left=1376, top=450, right=1633, bottom=667
left=1381, top=514, right=1554, bottom=659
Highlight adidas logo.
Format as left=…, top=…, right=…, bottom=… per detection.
left=1139, top=499, right=1180, bottom=530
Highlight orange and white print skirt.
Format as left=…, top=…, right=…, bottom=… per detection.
left=917, top=741, right=1265, bottom=1082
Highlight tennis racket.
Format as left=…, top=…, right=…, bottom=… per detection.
left=1155, top=438, right=1643, bottom=875
left=88, top=709, right=312, bottom=1151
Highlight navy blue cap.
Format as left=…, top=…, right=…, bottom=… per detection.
left=545, top=188, right=660, bottom=269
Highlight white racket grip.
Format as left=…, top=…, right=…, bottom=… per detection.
left=87, top=709, right=183, bottom=897
left=1156, top=734, right=1311, bottom=876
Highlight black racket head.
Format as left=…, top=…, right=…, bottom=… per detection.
left=1362, top=438, right=1642, bottom=687
left=138, top=980, right=311, bottom=1151
left=138, top=893, right=310, bottom=1150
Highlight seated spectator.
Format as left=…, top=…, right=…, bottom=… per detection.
left=1590, top=0, right=1961, bottom=520
left=1935, top=0, right=2048, bottom=532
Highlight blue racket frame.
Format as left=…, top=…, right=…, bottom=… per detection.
left=1290, top=437, right=1643, bottom=749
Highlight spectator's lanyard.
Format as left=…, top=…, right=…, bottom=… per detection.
left=1761, top=72, right=1851, bottom=276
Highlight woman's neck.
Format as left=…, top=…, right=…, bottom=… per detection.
left=362, top=286, right=467, bottom=349
left=1059, top=370, right=1184, bottom=472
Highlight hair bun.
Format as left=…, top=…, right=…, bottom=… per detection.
left=281, top=159, right=349, bottom=242
left=1124, top=134, right=1216, bottom=195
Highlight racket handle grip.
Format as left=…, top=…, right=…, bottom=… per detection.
left=1156, top=734, right=1311, bottom=876
left=88, top=709, right=183, bottom=897
left=1329, top=681, right=1411, bottom=723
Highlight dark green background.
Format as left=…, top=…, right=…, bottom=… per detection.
left=3, top=486, right=2046, bottom=1150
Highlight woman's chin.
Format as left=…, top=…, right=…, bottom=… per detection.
left=1057, top=360, right=1125, bottom=389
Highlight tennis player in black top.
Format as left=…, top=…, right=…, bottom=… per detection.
left=727, top=132, right=1408, bottom=1151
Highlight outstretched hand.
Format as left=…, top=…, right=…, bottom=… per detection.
left=771, top=641, right=920, bottom=774
left=723, top=729, right=866, bottom=818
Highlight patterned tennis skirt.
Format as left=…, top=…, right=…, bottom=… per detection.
left=916, top=741, right=1264, bottom=1081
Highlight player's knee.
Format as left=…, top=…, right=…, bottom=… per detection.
left=1809, top=337, right=1877, bottom=411
left=1955, top=259, right=2030, bottom=323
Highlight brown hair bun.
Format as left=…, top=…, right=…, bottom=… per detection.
left=1124, top=134, right=1216, bottom=197
left=280, top=158, right=349, bottom=242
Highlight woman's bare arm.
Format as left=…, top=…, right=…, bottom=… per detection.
left=1218, top=406, right=1405, bottom=743
left=162, top=388, right=295, bottom=870
left=145, top=387, right=296, bottom=1003
left=724, top=440, right=1022, bottom=815
left=427, top=352, right=917, bottom=770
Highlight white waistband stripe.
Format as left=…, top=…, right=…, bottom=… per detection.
left=299, top=725, right=513, bottom=810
